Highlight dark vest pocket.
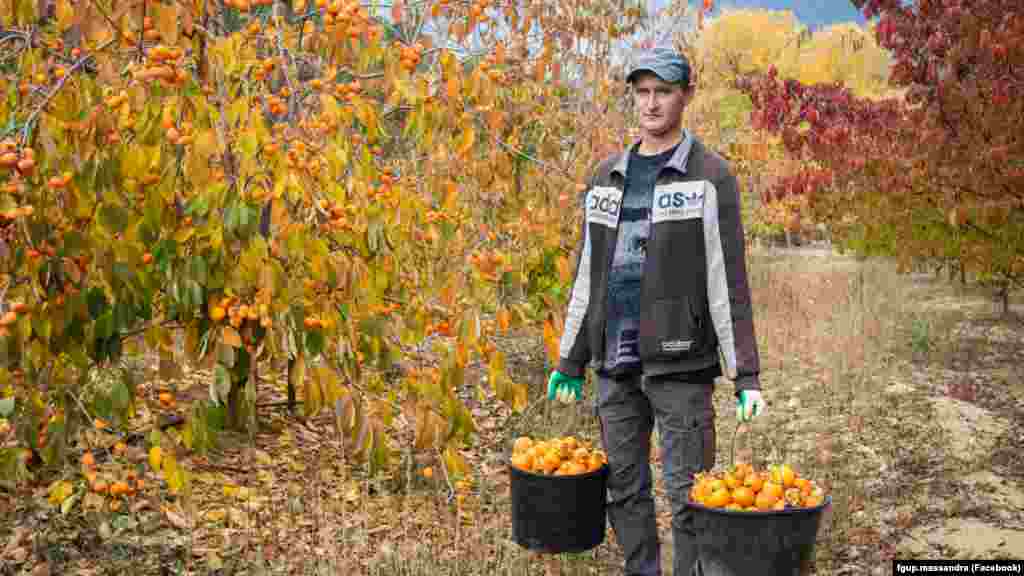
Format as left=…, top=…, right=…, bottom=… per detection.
left=641, top=297, right=716, bottom=361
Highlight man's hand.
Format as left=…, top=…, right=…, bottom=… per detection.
left=547, top=371, right=583, bottom=404
left=736, top=390, right=766, bottom=422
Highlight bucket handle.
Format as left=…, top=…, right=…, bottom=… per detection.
left=729, top=422, right=756, bottom=470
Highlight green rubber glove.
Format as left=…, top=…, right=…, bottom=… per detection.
left=736, top=390, right=766, bottom=422
left=547, top=371, right=583, bottom=404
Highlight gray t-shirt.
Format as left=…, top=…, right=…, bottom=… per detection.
left=602, top=142, right=679, bottom=376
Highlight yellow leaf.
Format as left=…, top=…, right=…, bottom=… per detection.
left=55, top=0, right=75, bottom=31
left=447, top=75, right=460, bottom=100
left=486, top=109, right=504, bottom=133
left=204, top=508, right=227, bottom=522
left=512, top=382, right=528, bottom=412
left=155, top=3, right=179, bottom=45
left=270, top=198, right=290, bottom=231
left=557, top=255, right=572, bottom=284
left=194, top=130, right=218, bottom=161
left=222, top=484, right=239, bottom=499
left=305, top=374, right=323, bottom=418
left=148, top=446, right=163, bottom=471
left=488, top=350, right=506, bottom=390
left=443, top=180, right=459, bottom=211
left=228, top=97, right=249, bottom=127
left=542, top=318, right=559, bottom=365
left=47, top=480, right=74, bottom=506
left=162, top=449, right=178, bottom=480
left=320, top=94, right=340, bottom=123
left=173, top=226, right=195, bottom=244
left=458, top=126, right=476, bottom=157
left=443, top=446, right=468, bottom=479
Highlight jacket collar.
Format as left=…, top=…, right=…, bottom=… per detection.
left=610, top=130, right=694, bottom=179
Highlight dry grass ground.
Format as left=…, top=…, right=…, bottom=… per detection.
left=1, top=246, right=1022, bottom=575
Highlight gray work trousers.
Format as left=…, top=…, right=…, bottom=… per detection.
left=595, top=372, right=716, bottom=576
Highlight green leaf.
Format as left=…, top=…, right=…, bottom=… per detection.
left=95, top=311, right=114, bottom=340
left=60, top=488, right=80, bottom=515
left=190, top=256, right=209, bottom=285
left=111, top=379, right=131, bottom=416
left=0, top=397, right=14, bottom=417
left=305, top=330, right=325, bottom=357
left=213, top=364, right=231, bottom=403
left=113, top=300, right=135, bottom=332
left=186, top=195, right=210, bottom=217
left=98, top=204, right=130, bottom=234
left=206, top=402, right=226, bottom=430
left=63, top=230, right=85, bottom=256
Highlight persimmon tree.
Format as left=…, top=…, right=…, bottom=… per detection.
left=739, top=0, right=1023, bottom=311
left=0, top=0, right=645, bottom=490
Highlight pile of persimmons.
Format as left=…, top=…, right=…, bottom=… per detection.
left=509, top=435, right=607, bottom=476
left=690, top=463, right=827, bottom=511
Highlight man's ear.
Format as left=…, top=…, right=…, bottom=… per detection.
left=680, top=85, right=696, bottom=105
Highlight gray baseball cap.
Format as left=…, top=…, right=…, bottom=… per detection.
left=626, top=47, right=692, bottom=86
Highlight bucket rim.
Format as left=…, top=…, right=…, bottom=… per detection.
left=508, top=462, right=609, bottom=481
left=688, top=495, right=832, bottom=517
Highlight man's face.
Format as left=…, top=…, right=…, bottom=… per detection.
left=630, top=73, right=692, bottom=137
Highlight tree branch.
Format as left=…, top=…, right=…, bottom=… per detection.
left=19, top=38, right=116, bottom=146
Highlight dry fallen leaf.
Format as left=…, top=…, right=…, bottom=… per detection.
left=7, top=546, right=28, bottom=564
left=4, top=526, right=29, bottom=554
left=162, top=504, right=192, bottom=530
left=206, top=550, right=224, bottom=570
left=82, top=493, right=105, bottom=511
left=204, top=508, right=227, bottom=522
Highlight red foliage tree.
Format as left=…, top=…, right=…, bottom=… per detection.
left=738, top=0, right=1024, bottom=312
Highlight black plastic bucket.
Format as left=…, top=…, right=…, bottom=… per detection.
left=691, top=496, right=832, bottom=576
left=509, top=462, right=609, bottom=554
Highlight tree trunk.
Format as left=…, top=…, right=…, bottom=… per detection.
left=227, top=379, right=246, bottom=431
left=1000, top=285, right=1010, bottom=317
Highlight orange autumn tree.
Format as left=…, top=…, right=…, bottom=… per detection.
left=0, top=0, right=645, bottom=488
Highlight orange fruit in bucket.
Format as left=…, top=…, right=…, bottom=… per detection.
left=754, top=490, right=777, bottom=510
left=509, top=435, right=606, bottom=476
left=689, top=463, right=828, bottom=512
left=745, top=472, right=764, bottom=493
left=513, top=437, right=533, bottom=454
left=706, top=487, right=732, bottom=508
left=732, top=486, right=755, bottom=508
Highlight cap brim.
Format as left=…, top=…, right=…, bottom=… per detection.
left=626, top=67, right=659, bottom=83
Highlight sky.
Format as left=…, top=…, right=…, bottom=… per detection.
left=717, top=0, right=866, bottom=28
left=652, top=0, right=868, bottom=29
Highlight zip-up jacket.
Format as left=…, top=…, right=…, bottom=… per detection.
left=557, top=133, right=761, bottom=393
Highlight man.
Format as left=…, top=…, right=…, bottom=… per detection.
left=546, top=47, right=766, bottom=576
